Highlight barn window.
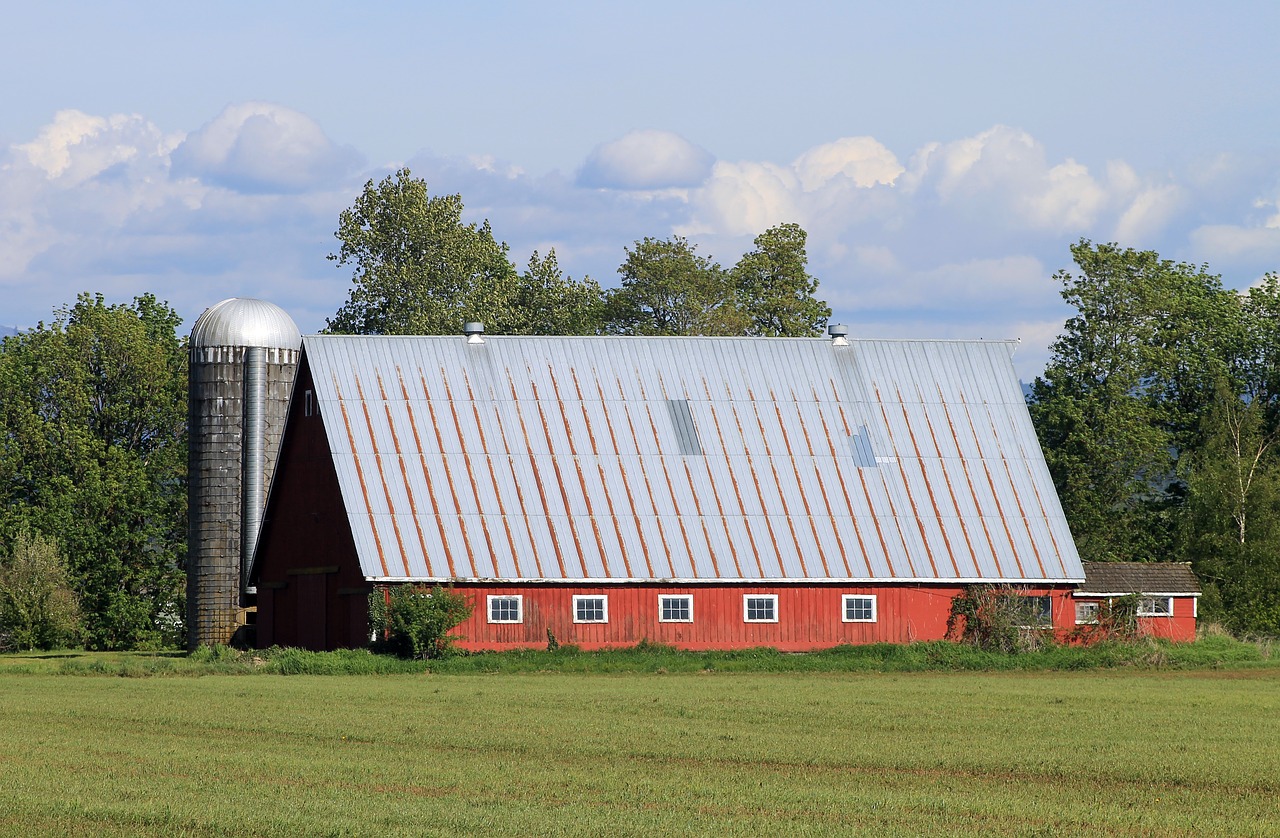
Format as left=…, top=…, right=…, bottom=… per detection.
left=743, top=595, right=778, bottom=623
left=1018, top=596, right=1053, bottom=628
left=304, top=389, right=314, bottom=417
left=487, top=595, right=523, bottom=624
left=659, top=594, right=693, bottom=623
left=842, top=595, right=877, bottom=622
left=1075, top=601, right=1100, bottom=625
left=573, top=595, right=608, bottom=623
left=1138, top=596, right=1173, bottom=617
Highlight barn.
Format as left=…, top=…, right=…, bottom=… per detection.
left=248, top=324, right=1094, bottom=651
left=1074, top=562, right=1201, bottom=642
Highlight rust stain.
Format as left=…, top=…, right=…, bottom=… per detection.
left=420, top=369, right=478, bottom=578
left=638, top=377, right=693, bottom=578
left=618, top=379, right=666, bottom=577
left=354, top=372, right=411, bottom=576
left=728, top=384, right=782, bottom=577
left=549, top=365, right=612, bottom=577
left=575, top=372, right=632, bottom=577
left=440, top=371, right=498, bottom=577
left=699, top=378, right=744, bottom=577
left=796, top=400, right=855, bottom=577
left=1006, top=406, right=1068, bottom=575
left=937, top=383, right=1004, bottom=577
left=377, top=372, right=427, bottom=577
left=874, top=383, right=939, bottom=577
left=332, top=373, right=389, bottom=576
left=528, top=369, right=588, bottom=577
left=490, top=378, right=545, bottom=579
left=682, top=460, right=721, bottom=577
left=598, top=379, right=648, bottom=578
left=704, top=379, right=760, bottom=577
left=507, top=370, right=567, bottom=578
left=774, top=395, right=833, bottom=577
left=463, top=370, right=520, bottom=579
left=960, top=393, right=1025, bottom=577
left=896, top=386, right=960, bottom=577
left=751, top=388, right=808, bottom=578
left=396, top=368, right=457, bottom=578
left=984, top=403, right=1048, bottom=578
left=915, top=383, right=978, bottom=574
left=814, top=393, right=885, bottom=577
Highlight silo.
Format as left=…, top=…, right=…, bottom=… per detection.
left=187, top=298, right=301, bottom=650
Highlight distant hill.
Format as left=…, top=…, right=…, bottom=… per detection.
left=0, top=325, right=20, bottom=338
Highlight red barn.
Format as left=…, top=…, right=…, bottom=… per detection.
left=1073, top=562, right=1201, bottom=642
left=251, top=329, right=1093, bottom=651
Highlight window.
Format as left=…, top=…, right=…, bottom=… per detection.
left=1019, top=596, right=1053, bottom=628
left=659, top=594, right=693, bottom=623
left=1138, top=596, right=1173, bottom=617
left=744, top=594, right=778, bottom=623
left=304, top=389, right=314, bottom=417
left=487, top=595, right=522, bottom=624
left=573, top=595, right=608, bottom=623
left=842, top=595, right=877, bottom=623
left=1075, top=601, right=1100, bottom=625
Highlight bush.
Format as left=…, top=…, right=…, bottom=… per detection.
left=0, top=530, right=81, bottom=651
left=946, top=585, right=1053, bottom=653
left=368, top=584, right=473, bottom=659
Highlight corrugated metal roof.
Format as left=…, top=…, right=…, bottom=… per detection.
left=302, top=334, right=1084, bottom=583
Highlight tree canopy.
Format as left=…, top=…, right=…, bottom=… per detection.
left=0, top=293, right=187, bottom=649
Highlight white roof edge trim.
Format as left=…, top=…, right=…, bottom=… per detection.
left=365, top=576, right=1088, bottom=585
left=1073, top=590, right=1201, bottom=598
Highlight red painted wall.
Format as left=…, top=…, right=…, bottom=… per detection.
left=445, top=583, right=1079, bottom=652
left=1070, top=597, right=1198, bottom=643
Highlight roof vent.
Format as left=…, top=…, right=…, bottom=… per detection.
left=463, top=322, right=485, bottom=344
left=828, top=324, right=849, bottom=347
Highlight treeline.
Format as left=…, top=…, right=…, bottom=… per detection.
left=1031, top=241, right=1280, bottom=635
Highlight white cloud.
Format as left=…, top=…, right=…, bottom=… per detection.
left=793, top=137, right=902, bottom=191
left=577, top=130, right=714, bottom=190
left=171, top=102, right=360, bottom=193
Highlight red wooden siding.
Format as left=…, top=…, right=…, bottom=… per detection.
left=447, top=583, right=1079, bottom=652
left=1071, top=597, right=1198, bottom=643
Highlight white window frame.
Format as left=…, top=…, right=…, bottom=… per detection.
left=658, top=594, right=693, bottom=623
left=1075, top=601, right=1100, bottom=625
left=743, top=594, right=778, bottom=623
left=1137, top=596, right=1173, bottom=617
left=486, top=595, right=523, bottom=624
left=842, top=594, right=877, bottom=623
left=572, top=595, right=608, bottom=624
left=1017, top=595, right=1053, bottom=629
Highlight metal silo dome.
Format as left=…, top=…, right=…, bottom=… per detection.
left=190, top=298, right=301, bottom=350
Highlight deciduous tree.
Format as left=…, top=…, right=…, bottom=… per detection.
left=732, top=223, right=831, bottom=337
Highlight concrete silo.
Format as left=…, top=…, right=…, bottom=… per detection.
left=187, top=298, right=301, bottom=650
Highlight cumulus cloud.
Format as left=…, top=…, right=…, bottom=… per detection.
left=171, top=102, right=360, bottom=193
left=577, top=129, right=714, bottom=190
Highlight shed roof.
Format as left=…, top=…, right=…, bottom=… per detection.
left=1077, top=562, right=1201, bottom=596
left=301, top=333, right=1083, bottom=584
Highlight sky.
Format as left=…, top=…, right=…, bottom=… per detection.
left=4, top=1, right=1280, bottom=378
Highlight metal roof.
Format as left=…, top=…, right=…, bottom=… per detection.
left=301, top=333, right=1084, bottom=584
left=190, top=298, right=302, bottom=350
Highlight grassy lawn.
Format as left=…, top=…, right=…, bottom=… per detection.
left=1, top=664, right=1278, bottom=836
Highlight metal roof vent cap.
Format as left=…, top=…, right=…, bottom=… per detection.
left=828, top=324, right=849, bottom=346
left=463, top=321, right=485, bottom=344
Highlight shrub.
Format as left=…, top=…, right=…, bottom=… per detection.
left=368, top=584, right=473, bottom=659
left=946, top=585, right=1053, bottom=653
left=0, top=530, right=81, bottom=651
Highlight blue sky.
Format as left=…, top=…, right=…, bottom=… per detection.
left=4, top=1, right=1280, bottom=377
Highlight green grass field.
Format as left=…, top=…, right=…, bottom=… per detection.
left=2, top=661, right=1278, bottom=836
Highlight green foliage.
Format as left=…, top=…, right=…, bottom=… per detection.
left=326, top=168, right=606, bottom=337
left=731, top=223, right=831, bottom=337
left=0, top=530, right=80, bottom=651
left=368, top=584, right=474, bottom=659
left=0, top=293, right=187, bottom=649
left=603, top=235, right=745, bottom=336
left=946, top=585, right=1053, bottom=653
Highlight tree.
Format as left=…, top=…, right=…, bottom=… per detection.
left=0, top=530, right=80, bottom=651
left=511, top=250, right=605, bottom=335
left=603, top=235, right=745, bottom=336
left=368, top=584, right=473, bottom=659
left=731, top=223, right=831, bottom=337
left=326, top=169, right=522, bottom=335
left=0, top=294, right=187, bottom=649
left=1028, top=241, right=1239, bottom=563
